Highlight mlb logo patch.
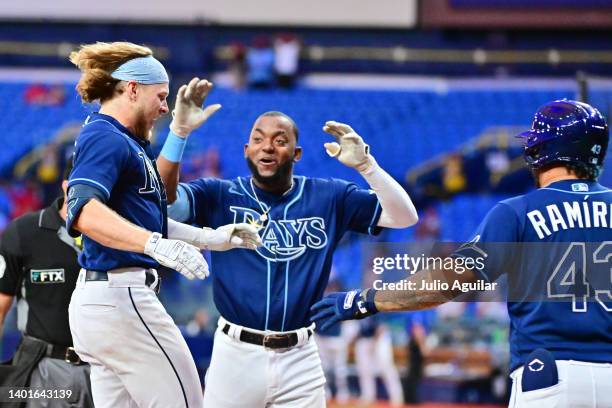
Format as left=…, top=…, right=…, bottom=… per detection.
left=571, top=183, right=589, bottom=192
left=31, top=269, right=65, bottom=284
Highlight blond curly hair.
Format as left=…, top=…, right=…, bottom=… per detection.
left=69, top=42, right=153, bottom=103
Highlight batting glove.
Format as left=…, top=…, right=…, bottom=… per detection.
left=310, top=289, right=378, bottom=331
left=198, top=223, right=263, bottom=251
left=170, top=78, right=221, bottom=137
left=323, top=121, right=374, bottom=174
left=144, top=232, right=209, bottom=280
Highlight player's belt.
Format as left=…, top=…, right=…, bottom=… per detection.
left=84, top=270, right=161, bottom=294
left=221, top=324, right=313, bottom=350
left=22, top=335, right=84, bottom=365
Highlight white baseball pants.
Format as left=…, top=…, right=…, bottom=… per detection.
left=315, top=334, right=350, bottom=403
left=355, top=332, right=404, bottom=406
left=203, top=317, right=326, bottom=407
left=509, top=360, right=612, bottom=408
left=68, top=268, right=204, bottom=408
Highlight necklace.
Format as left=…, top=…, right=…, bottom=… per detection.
left=249, top=178, right=294, bottom=228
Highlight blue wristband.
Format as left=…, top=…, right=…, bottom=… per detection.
left=160, top=130, right=187, bottom=163
left=364, top=288, right=379, bottom=314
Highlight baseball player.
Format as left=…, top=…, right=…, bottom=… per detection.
left=156, top=79, right=419, bottom=407
left=314, top=279, right=354, bottom=405
left=66, top=42, right=261, bottom=408
left=315, top=321, right=352, bottom=405
left=353, top=317, right=404, bottom=407
left=0, top=161, right=93, bottom=408
left=312, top=100, right=612, bottom=407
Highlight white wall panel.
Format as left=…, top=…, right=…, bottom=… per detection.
left=1, top=0, right=417, bottom=28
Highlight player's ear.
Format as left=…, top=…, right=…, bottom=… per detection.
left=61, top=181, right=69, bottom=202
left=293, top=146, right=302, bottom=162
left=126, top=80, right=138, bottom=102
left=244, top=143, right=249, bottom=158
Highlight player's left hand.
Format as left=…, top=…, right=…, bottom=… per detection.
left=170, top=77, right=222, bottom=137
left=198, top=223, right=263, bottom=251
left=323, top=121, right=373, bottom=173
left=144, top=233, right=209, bottom=280
left=310, top=289, right=378, bottom=331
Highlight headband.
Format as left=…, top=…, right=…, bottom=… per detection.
left=110, top=55, right=169, bottom=84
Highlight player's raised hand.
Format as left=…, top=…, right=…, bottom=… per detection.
left=170, top=77, right=222, bottom=137
left=144, top=232, right=209, bottom=279
left=323, top=121, right=373, bottom=173
left=198, top=223, right=263, bottom=251
left=310, top=289, right=378, bottom=331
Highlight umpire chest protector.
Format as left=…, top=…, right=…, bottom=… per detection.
left=0, top=197, right=81, bottom=347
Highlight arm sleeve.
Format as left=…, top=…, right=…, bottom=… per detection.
left=66, top=128, right=130, bottom=235
left=334, top=179, right=383, bottom=236
left=167, top=184, right=193, bottom=223
left=0, top=221, right=24, bottom=296
left=358, top=159, right=418, bottom=228
left=166, top=218, right=201, bottom=246
left=176, top=178, right=222, bottom=226
left=453, top=202, right=520, bottom=282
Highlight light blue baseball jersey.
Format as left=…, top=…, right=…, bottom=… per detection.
left=67, top=112, right=168, bottom=271
left=456, top=180, right=612, bottom=370
left=173, top=175, right=382, bottom=331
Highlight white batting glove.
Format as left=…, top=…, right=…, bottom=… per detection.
left=323, top=121, right=374, bottom=173
left=198, top=223, right=263, bottom=251
left=144, top=233, right=209, bottom=280
left=170, top=78, right=221, bottom=138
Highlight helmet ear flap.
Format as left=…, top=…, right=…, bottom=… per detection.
left=524, top=145, right=541, bottom=165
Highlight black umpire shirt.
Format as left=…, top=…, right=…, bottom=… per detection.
left=0, top=197, right=81, bottom=347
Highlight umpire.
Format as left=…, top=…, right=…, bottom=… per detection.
left=0, top=161, right=93, bottom=408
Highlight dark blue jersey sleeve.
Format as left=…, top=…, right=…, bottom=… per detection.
left=66, top=126, right=130, bottom=234
left=69, top=126, right=130, bottom=199
left=180, top=178, right=224, bottom=226
left=454, top=202, right=520, bottom=282
left=333, top=178, right=383, bottom=235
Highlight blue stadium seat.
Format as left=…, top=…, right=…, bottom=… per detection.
left=1, top=81, right=609, bottom=237
left=437, top=195, right=508, bottom=241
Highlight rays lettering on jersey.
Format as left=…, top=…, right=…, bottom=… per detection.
left=137, top=152, right=161, bottom=194
left=230, top=206, right=328, bottom=262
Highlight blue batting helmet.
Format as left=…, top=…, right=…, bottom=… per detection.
left=517, top=99, right=609, bottom=174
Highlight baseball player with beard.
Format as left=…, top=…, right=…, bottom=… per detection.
left=156, top=79, right=419, bottom=407
left=312, top=100, right=612, bottom=408
left=66, top=43, right=261, bottom=408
